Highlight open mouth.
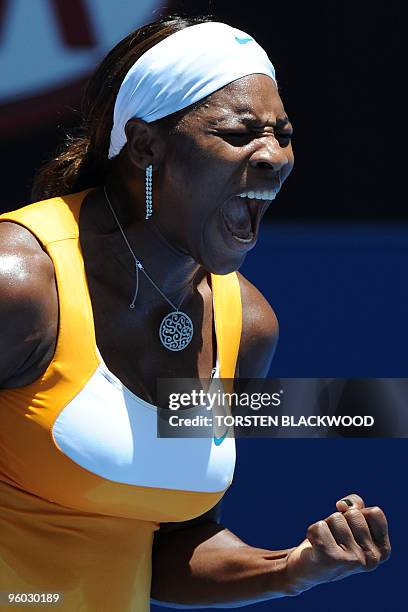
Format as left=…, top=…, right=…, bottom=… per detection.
left=221, top=190, right=277, bottom=245
left=222, top=197, right=255, bottom=243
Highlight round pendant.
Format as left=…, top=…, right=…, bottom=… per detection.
left=159, top=310, right=194, bottom=351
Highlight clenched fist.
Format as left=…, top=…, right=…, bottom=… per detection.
left=285, top=494, right=391, bottom=595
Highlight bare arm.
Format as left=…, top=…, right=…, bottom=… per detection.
left=234, top=272, right=279, bottom=378
left=151, top=279, right=391, bottom=607
left=151, top=494, right=391, bottom=608
left=0, top=222, right=57, bottom=388
left=151, top=523, right=292, bottom=608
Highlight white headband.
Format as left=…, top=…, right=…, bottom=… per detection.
left=108, top=21, right=276, bottom=159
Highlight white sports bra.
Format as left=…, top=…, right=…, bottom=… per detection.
left=52, top=341, right=236, bottom=495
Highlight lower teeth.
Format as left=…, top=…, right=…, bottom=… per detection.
left=232, top=232, right=253, bottom=243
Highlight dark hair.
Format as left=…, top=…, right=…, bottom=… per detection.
left=31, top=14, right=213, bottom=201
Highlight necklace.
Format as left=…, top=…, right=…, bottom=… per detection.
left=103, top=186, right=194, bottom=352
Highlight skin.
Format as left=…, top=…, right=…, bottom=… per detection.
left=0, top=75, right=390, bottom=605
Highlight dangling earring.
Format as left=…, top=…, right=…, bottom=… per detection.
left=145, top=164, right=153, bottom=219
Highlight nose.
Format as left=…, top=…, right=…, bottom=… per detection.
left=249, top=136, right=289, bottom=172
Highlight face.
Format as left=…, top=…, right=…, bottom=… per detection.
left=155, top=74, right=294, bottom=273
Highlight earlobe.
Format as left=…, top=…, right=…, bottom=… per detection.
left=124, top=118, right=165, bottom=170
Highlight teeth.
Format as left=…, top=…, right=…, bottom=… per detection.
left=237, top=190, right=277, bottom=201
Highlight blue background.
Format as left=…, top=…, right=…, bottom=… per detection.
left=153, top=223, right=408, bottom=611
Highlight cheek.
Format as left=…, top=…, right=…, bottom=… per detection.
left=164, top=134, right=207, bottom=176
left=287, top=144, right=295, bottom=168
left=281, top=146, right=295, bottom=183
left=165, top=134, right=238, bottom=192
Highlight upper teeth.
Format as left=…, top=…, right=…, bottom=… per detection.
left=238, top=190, right=277, bottom=201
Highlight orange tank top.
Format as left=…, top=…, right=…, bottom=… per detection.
left=0, top=190, right=242, bottom=611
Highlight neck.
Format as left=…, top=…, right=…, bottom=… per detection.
left=94, top=181, right=204, bottom=305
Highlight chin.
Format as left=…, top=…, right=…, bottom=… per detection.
left=200, top=218, right=260, bottom=274
left=199, top=248, right=246, bottom=276
left=193, top=223, right=249, bottom=274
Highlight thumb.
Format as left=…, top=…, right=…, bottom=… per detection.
left=336, top=493, right=365, bottom=513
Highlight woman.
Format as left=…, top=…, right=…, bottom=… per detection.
left=0, top=14, right=390, bottom=611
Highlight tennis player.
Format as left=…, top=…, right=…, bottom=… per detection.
left=0, top=15, right=390, bottom=611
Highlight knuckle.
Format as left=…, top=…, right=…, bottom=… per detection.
left=349, top=493, right=364, bottom=505
left=367, top=506, right=384, bottom=519
left=307, top=521, right=329, bottom=549
left=326, top=512, right=343, bottom=524
left=346, top=508, right=362, bottom=520
left=379, top=544, right=392, bottom=562
left=307, top=520, right=324, bottom=536
left=363, top=549, right=381, bottom=571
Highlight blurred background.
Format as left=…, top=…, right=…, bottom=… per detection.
left=0, top=1, right=406, bottom=610
left=1, top=0, right=403, bottom=221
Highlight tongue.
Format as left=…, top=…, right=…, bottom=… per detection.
left=222, top=197, right=252, bottom=238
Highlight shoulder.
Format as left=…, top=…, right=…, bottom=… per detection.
left=0, top=221, right=55, bottom=297
left=236, top=271, right=279, bottom=378
left=0, top=222, right=58, bottom=388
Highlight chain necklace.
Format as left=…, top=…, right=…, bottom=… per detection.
left=103, top=186, right=194, bottom=352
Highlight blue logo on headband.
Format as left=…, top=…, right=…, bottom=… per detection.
left=235, top=36, right=253, bottom=44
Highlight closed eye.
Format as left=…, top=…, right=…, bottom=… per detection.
left=218, top=131, right=293, bottom=147
left=219, top=132, right=253, bottom=143
left=276, top=132, right=293, bottom=147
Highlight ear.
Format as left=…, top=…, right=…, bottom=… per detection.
left=124, top=118, right=165, bottom=170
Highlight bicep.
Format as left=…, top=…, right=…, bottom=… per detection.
left=0, top=222, right=57, bottom=387
left=0, top=297, right=40, bottom=386
left=154, top=500, right=223, bottom=538
left=236, top=272, right=279, bottom=378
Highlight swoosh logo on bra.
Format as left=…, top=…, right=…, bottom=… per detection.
left=213, top=428, right=229, bottom=446
left=235, top=36, right=253, bottom=44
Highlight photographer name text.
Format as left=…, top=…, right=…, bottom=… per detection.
left=167, top=415, right=375, bottom=428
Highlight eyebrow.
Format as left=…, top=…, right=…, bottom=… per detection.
left=244, top=115, right=292, bottom=129
left=211, top=113, right=293, bottom=129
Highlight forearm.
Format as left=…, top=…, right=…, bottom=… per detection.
left=151, top=523, right=296, bottom=608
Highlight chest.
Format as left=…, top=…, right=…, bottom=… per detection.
left=79, top=240, right=216, bottom=405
